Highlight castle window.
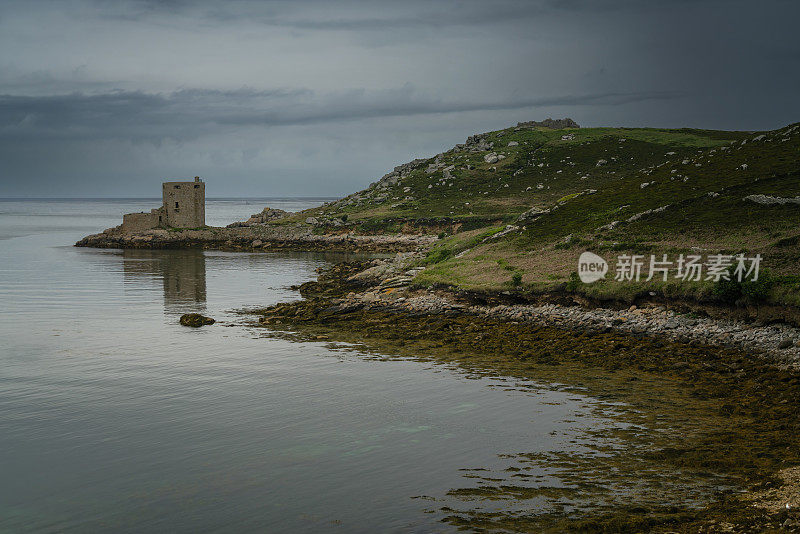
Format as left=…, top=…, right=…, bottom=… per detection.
left=194, top=184, right=199, bottom=189
left=174, top=185, right=180, bottom=189
left=175, top=202, right=179, bottom=209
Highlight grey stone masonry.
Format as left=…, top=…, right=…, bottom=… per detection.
left=162, top=177, right=205, bottom=228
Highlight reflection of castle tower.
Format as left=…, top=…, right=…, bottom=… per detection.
left=121, top=249, right=207, bottom=313
left=161, top=250, right=206, bottom=307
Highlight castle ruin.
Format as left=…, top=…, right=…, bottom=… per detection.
left=121, top=177, right=205, bottom=233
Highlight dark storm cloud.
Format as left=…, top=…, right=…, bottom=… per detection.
left=0, top=0, right=799, bottom=197
left=0, top=87, right=684, bottom=142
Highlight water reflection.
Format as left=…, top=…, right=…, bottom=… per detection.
left=118, top=248, right=390, bottom=317
left=122, top=249, right=207, bottom=313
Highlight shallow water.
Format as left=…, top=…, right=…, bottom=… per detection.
left=1, top=199, right=636, bottom=532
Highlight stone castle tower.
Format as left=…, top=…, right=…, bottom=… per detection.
left=162, top=177, right=205, bottom=228
left=121, top=177, right=205, bottom=233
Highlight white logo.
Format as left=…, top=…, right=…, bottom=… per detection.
left=578, top=251, right=608, bottom=283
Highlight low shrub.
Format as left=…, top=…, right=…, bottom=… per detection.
left=713, top=268, right=773, bottom=304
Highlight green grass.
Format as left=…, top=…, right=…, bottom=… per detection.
left=420, top=226, right=505, bottom=265
left=302, top=123, right=757, bottom=228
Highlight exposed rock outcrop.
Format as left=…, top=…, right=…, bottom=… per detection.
left=227, top=207, right=291, bottom=227
left=516, top=118, right=580, bottom=129
left=743, top=194, right=800, bottom=206
left=460, top=134, right=494, bottom=152
left=254, top=260, right=800, bottom=362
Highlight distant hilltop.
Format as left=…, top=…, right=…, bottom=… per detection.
left=517, top=117, right=580, bottom=129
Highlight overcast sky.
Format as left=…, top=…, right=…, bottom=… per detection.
left=1, top=0, right=798, bottom=198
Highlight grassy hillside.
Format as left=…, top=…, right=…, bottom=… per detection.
left=300, top=124, right=747, bottom=225
left=281, top=120, right=800, bottom=307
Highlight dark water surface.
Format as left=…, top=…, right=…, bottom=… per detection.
left=0, top=199, right=632, bottom=533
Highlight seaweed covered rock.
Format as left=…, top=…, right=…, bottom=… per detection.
left=180, top=313, right=215, bottom=327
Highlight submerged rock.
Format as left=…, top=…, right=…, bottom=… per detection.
left=180, top=313, right=215, bottom=327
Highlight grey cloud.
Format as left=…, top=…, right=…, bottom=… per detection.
left=208, top=88, right=686, bottom=127
left=0, top=87, right=685, bottom=142
left=92, top=0, right=727, bottom=30
left=0, top=88, right=307, bottom=141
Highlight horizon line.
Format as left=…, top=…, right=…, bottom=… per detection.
left=0, top=196, right=341, bottom=201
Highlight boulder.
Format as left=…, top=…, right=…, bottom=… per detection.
left=180, top=313, right=215, bottom=327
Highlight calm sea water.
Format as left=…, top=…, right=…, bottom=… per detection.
left=0, top=199, right=629, bottom=533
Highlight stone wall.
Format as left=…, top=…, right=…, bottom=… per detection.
left=162, top=177, right=205, bottom=228
left=121, top=208, right=163, bottom=233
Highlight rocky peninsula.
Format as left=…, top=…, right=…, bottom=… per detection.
left=75, top=211, right=436, bottom=253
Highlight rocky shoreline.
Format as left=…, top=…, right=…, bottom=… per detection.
left=77, top=217, right=800, bottom=362
left=250, top=256, right=800, bottom=532
left=275, top=254, right=800, bottom=365
left=75, top=224, right=437, bottom=253
left=331, top=288, right=800, bottom=364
